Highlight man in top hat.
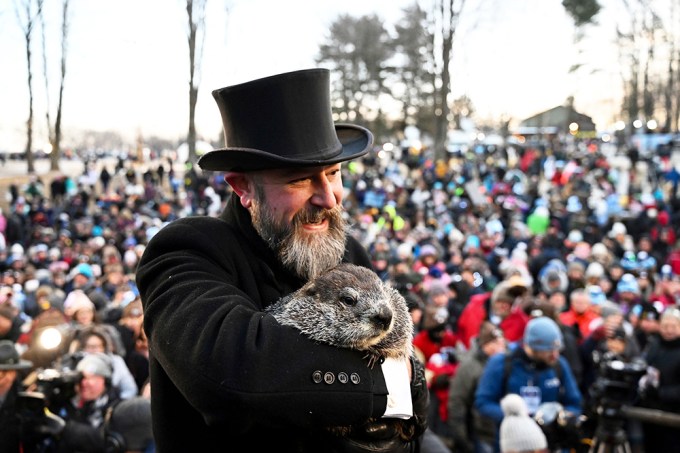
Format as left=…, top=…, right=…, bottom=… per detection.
left=136, top=69, right=428, bottom=452
left=0, top=339, right=34, bottom=453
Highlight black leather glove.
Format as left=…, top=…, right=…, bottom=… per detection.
left=325, top=356, right=429, bottom=453
left=408, top=354, right=429, bottom=439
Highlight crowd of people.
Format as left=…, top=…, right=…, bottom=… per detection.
left=1, top=114, right=680, bottom=451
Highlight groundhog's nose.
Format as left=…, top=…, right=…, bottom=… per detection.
left=372, top=307, right=393, bottom=331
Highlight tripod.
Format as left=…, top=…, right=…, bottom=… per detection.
left=590, top=406, right=631, bottom=453
left=589, top=403, right=680, bottom=453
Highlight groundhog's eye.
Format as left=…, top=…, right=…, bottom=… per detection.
left=340, top=295, right=357, bottom=306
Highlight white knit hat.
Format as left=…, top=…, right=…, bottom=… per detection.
left=500, top=394, right=547, bottom=452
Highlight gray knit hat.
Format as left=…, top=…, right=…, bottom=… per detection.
left=500, top=394, right=548, bottom=452
left=76, top=352, right=112, bottom=379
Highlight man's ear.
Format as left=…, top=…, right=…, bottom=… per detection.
left=224, top=172, right=254, bottom=208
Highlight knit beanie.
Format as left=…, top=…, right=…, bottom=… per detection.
left=76, top=352, right=112, bottom=379
left=500, top=394, right=548, bottom=452
left=523, top=317, right=562, bottom=351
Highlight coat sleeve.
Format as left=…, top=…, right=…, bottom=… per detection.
left=448, top=358, right=478, bottom=446
left=557, top=356, right=583, bottom=416
left=474, top=354, right=505, bottom=423
left=136, top=218, right=389, bottom=432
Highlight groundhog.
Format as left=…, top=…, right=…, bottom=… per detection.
left=266, top=263, right=417, bottom=442
left=266, top=263, right=413, bottom=366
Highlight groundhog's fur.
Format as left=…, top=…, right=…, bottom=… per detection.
left=266, top=263, right=416, bottom=442
left=267, top=263, right=413, bottom=366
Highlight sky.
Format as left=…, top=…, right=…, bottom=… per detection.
left=0, top=0, right=624, bottom=153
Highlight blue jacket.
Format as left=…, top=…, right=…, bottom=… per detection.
left=474, top=347, right=582, bottom=424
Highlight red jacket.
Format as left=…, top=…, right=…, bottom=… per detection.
left=559, top=308, right=599, bottom=342
left=412, top=329, right=458, bottom=423
left=457, top=292, right=529, bottom=348
left=412, top=329, right=458, bottom=362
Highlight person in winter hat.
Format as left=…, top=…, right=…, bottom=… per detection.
left=499, top=394, right=548, bottom=453
left=475, top=317, right=582, bottom=432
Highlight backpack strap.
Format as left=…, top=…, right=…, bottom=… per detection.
left=501, top=351, right=514, bottom=395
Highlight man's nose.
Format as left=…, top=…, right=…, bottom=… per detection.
left=310, top=178, right=337, bottom=209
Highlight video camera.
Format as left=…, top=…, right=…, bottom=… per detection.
left=16, top=391, right=66, bottom=451
left=589, top=351, right=647, bottom=409
left=34, top=366, right=83, bottom=412
left=23, top=351, right=85, bottom=416
left=15, top=353, right=85, bottom=451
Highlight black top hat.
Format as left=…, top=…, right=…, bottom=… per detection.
left=197, top=68, right=373, bottom=172
left=0, top=340, right=33, bottom=371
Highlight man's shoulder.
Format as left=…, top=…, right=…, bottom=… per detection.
left=152, top=215, right=232, bottom=238
left=485, top=351, right=507, bottom=369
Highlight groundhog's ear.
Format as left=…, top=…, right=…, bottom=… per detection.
left=304, top=282, right=318, bottom=297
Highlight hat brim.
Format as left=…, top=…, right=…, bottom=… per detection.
left=0, top=359, right=33, bottom=371
left=198, top=124, right=372, bottom=172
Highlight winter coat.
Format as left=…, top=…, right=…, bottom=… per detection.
left=639, top=335, right=680, bottom=453
left=474, top=347, right=582, bottom=424
left=0, top=381, right=23, bottom=453
left=447, top=345, right=498, bottom=451
left=456, top=292, right=528, bottom=349
left=559, top=308, right=599, bottom=341
left=640, top=335, right=680, bottom=413
left=57, top=387, right=121, bottom=453
left=136, top=193, right=428, bottom=452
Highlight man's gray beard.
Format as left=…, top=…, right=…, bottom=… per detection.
left=250, top=195, right=347, bottom=281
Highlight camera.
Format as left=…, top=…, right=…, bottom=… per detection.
left=589, top=351, right=647, bottom=408
left=34, top=366, right=83, bottom=412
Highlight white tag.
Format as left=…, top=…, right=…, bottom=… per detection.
left=381, top=357, right=413, bottom=419
left=520, top=385, right=542, bottom=415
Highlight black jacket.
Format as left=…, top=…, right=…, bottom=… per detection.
left=0, top=381, right=23, bottom=453
left=641, top=335, right=680, bottom=413
left=136, top=194, right=427, bottom=452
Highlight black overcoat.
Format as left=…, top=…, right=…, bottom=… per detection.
left=136, top=194, right=420, bottom=452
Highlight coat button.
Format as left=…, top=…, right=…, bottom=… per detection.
left=312, top=370, right=323, bottom=383
left=323, top=372, right=335, bottom=384
left=338, top=372, right=349, bottom=384
left=350, top=373, right=360, bottom=384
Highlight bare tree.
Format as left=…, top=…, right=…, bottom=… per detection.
left=661, top=0, right=679, bottom=132
left=40, top=0, right=70, bottom=171
left=51, top=0, right=70, bottom=171
left=186, top=0, right=207, bottom=165
left=16, top=0, right=44, bottom=174
left=431, top=0, right=466, bottom=161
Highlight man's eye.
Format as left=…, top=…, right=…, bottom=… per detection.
left=289, top=176, right=311, bottom=184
